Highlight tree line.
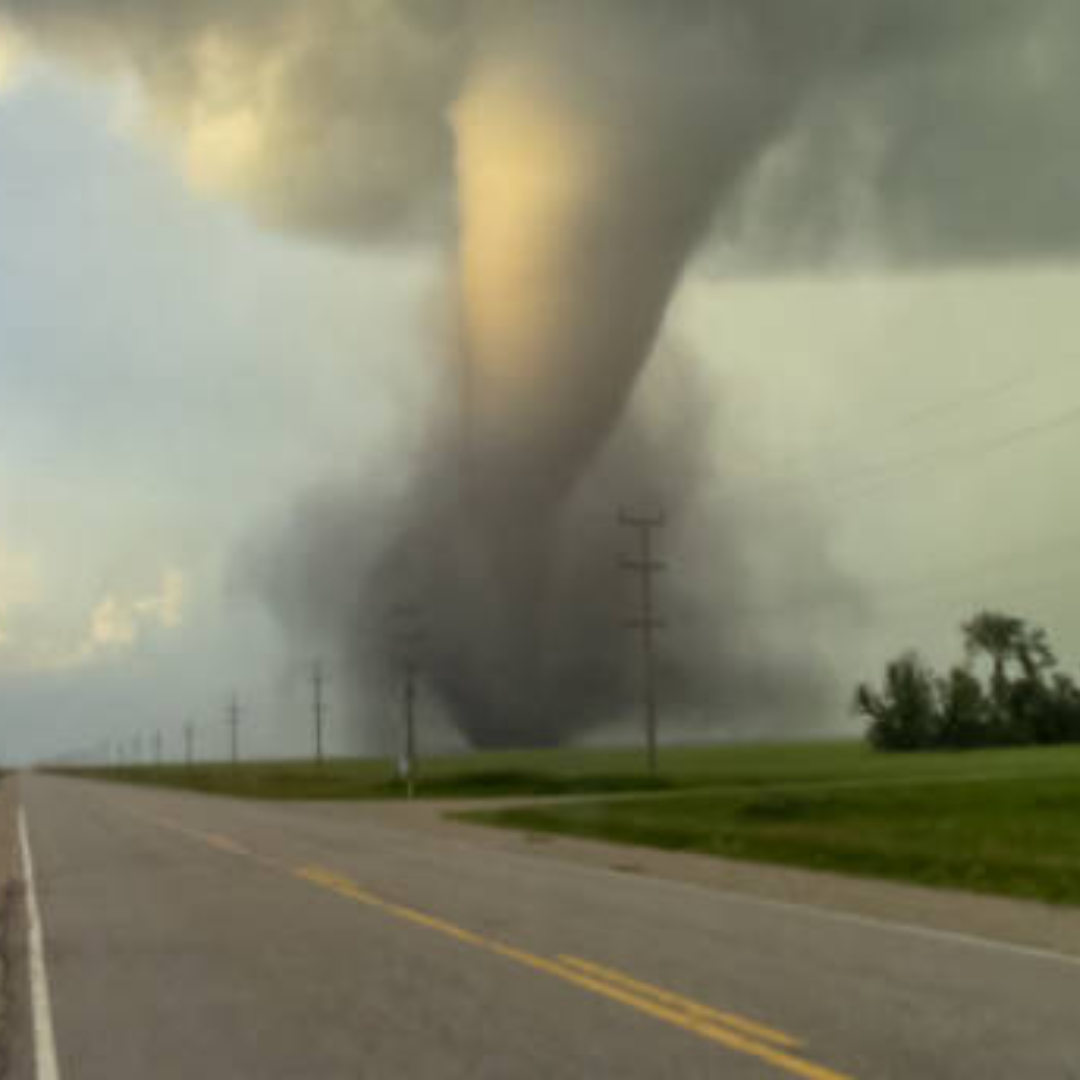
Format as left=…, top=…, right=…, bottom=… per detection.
left=854, top=611, right=1080, bottom=751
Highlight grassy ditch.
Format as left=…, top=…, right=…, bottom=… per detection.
left=462, top=761, right=1080, bottom=905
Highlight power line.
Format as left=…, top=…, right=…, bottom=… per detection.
left=718, top=397, right=1080, bottom=514
left=726, top=356, right=1077, bottom=486
left=734, top=524, right=1080, bottom=622
left=874, top=527, right=1080, bottom=601
left=827, top=400, right=1080, bottom=505
left=883, top=367, right=1056, bottom=431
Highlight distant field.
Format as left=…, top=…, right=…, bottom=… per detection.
left=461, top=746, right=1080, bottom=905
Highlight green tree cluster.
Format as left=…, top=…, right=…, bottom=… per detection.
left=855, top=612, right=1080, bottom=751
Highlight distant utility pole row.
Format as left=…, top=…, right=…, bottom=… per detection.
left=68, top=503, right=668, bottom=779
left=101, top=673, right=325, bottom=774
left=108, top=699, right=238, bottom=770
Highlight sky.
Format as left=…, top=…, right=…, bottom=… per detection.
left=1, top=9, right=1079, bottom=763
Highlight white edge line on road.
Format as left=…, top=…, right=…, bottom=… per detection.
left=705, top=885, right=1080, bottom=972
left=491, top=832, right=1080, bottom=971
left=18, top=805, right=62, bottom=1080
left=339, top=814, right=1080, bottom=972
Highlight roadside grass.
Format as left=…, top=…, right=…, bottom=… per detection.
left=461, top=764, right=1080, bottom=905
left=56, top=757, right=676, bottom=801
left=53, top=739, right=1080, bottom=801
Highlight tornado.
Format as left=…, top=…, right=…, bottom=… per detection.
left=413, top=11, right=821, bottom=743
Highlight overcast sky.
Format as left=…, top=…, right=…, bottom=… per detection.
left=2, top=15, right=1080, bottom=763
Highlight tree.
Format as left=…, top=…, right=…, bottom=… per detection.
left=854, top=652, right=940, bottom=751
left=860, top=612, right=1080, bottom=752
left=963, top=611, right=1055, bottom=685
left=962, top=611, right=1058, bottom=743
left=1031, top=672, right=1080, bottom=744
left=936, top=666, right=990, bottom=749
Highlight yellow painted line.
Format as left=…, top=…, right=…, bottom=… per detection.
left=202, top=832, right=251, bottom=856
left=291, top=864, right=851, bottom=1080
left=558, top=954, right=801, bottom=1049
left=295, top=865, right=379, bottom=900
left=292, top=866, right=490, bottom=947
left=380, top=902, right=492, bottom=948
left=484, top=944, right=849, bottom=1080
left=106, top=802, right=855, bottom=1080
left=112, top=805, right=286, bottom=869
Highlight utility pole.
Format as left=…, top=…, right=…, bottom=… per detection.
left=311, top=661, right=327, bottom=766
left=184, top=721, right=195, bottom=767
left=618, top=508, right=666, bottom=776
left=132, top=733, right=142, bottom=765
left=227, top=694, right=241, bottom=769
left=392, top=604, right=422, bottom=799
left=153, top=730, right=163, bottom=766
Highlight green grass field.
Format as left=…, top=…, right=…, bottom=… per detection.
left=459, top=745, right=1080, bottom=905
left=59, top=741, right=1080, bottom=904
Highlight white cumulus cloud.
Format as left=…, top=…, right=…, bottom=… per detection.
left=85, top=567, right=186, bottom=654
left=0, top=565, right=186, bottom=673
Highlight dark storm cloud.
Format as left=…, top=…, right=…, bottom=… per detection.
left=7, top=0, right=1077, bottom=746
left=719, top=2, right=1080, bottom=265
left=3, top=1, right=1077, bottom=261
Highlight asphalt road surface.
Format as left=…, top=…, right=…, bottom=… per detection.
left=7, top=773, right=1080, bottom=1079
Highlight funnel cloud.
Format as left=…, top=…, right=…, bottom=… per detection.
left=8, top=1, right=1080, bottom=745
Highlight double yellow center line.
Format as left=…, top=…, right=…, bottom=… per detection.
left=125, top=808, right=853, bottom=1080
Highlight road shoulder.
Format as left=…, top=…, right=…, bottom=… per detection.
left=328, top=795, right=1080, bottom=962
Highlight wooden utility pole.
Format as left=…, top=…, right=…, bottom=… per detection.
left=227, top=694, right=241, bottom=769
left=392, top=605, right=422, bottom=799
left=184, top=721, right=195, bottom=767
left=153, top=730, right=163, bottom=765
left=618, top=508, right=666, bottom=776
left=311, top=661, right=327, bottom=766
left=403, top=660, right=417, bottom=799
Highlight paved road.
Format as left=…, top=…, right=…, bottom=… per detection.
left=8, top=773, right=1080, bottom=1079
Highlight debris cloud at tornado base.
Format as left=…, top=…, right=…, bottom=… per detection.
left=8, top=1, right=1080, bottom=746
